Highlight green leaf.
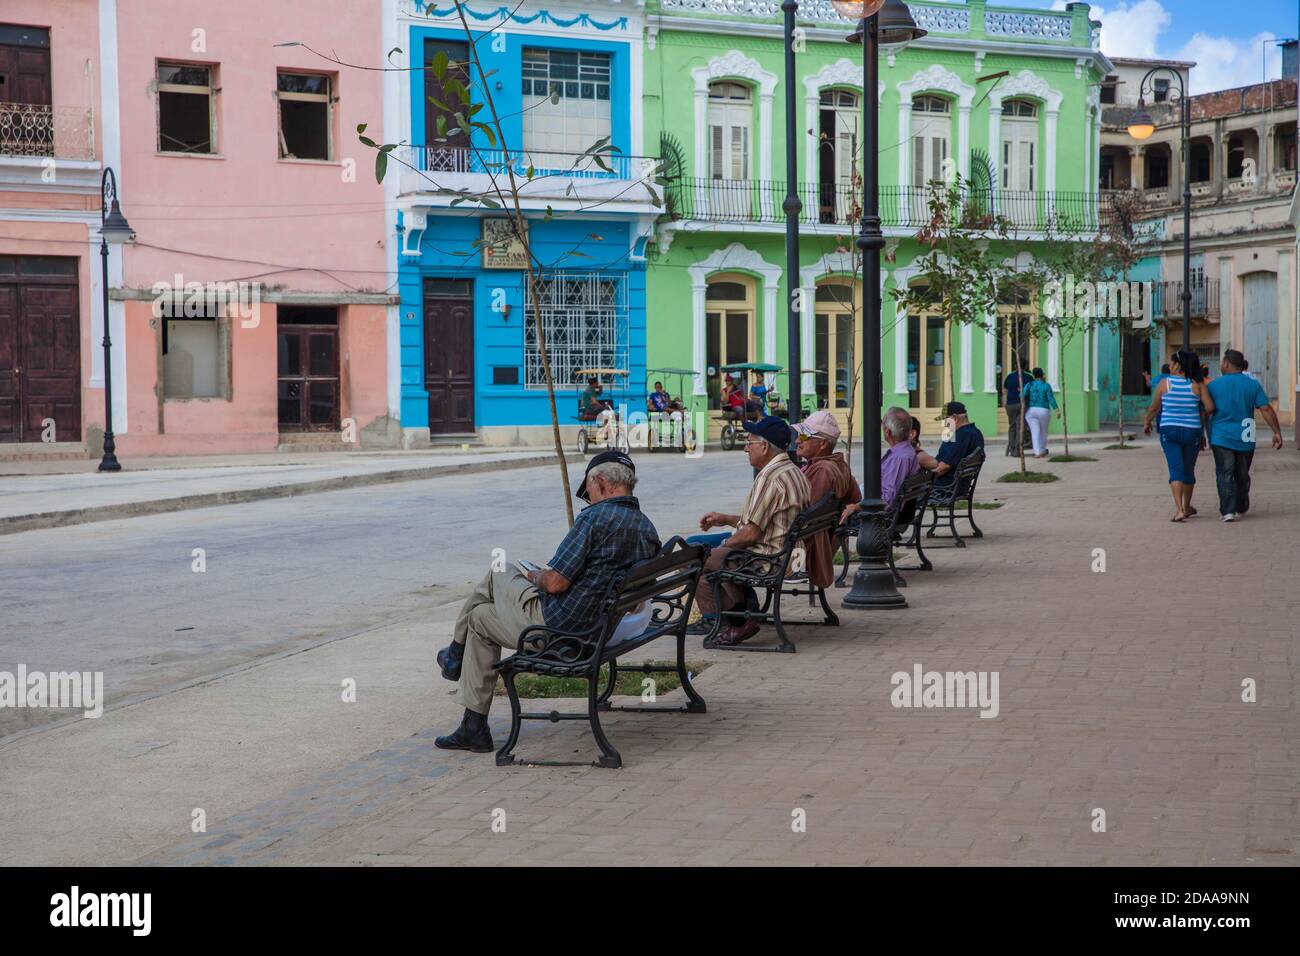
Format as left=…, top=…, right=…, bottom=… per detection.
left=435, top=115, right=447, bottom=138
left=375, top=149, right=388, bottom=182
left=358, top=135, right=378, bottom=148
left=387, top=46, right=403, bottom=64
left=471, top=122, right=498, bottom=148
left=356, top=123, right=368, bottom=135
left=479, top=196, right=500, bottom=209
left=544, top=204, right=554, bottom=221
left=431, top=51, right=448, bottom=82
left=526, top=165, right=535, bottom=180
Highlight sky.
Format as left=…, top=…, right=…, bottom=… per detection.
left=1009, top=0, right=1300, bottom=93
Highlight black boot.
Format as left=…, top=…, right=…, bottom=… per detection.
left=437, top=640, right=464, bottom=682
left=435, top=708, right=494, bottom=753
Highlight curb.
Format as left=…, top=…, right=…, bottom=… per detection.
left=0, top=453, right=566, bottom=536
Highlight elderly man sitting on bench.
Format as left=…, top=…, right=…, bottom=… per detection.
left=688, top=416, right=811, bottom=647
left=433, top=451, right=661, bottom=754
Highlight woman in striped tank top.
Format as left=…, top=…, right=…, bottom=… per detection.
left=1144, top=349, right=1215, bottom=522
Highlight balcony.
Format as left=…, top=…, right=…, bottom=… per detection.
left=395, top=145, right=662, bottom=213
left=1150, top=280, right=1220, bottom=321
left=664, top=178, right=1109, bottom=233
left=0, top=102, right=95, bottom=161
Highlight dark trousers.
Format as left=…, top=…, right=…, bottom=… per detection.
left=1004, top=403, right=1027, bottom=456
left=1211, top=445, right=1255, bottom=516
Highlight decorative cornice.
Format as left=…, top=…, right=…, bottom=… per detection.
left=800, top=249, right=856, bottom=288
left=692, top=49, right=778, bottom=96
left=687, top=240, right=782, bottom=285
left=897, top=63, right=976, bottom=109
left=803, top=58, right=885, bottom=102
left=987, top=69, right=1064, bottom=113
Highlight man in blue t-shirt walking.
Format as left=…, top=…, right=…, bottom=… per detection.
left=1206, top=349, right=1284, bottom=522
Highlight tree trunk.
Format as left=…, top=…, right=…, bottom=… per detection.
left=1058, top=339, right=1070, bottom=457
left=1013, top=317, right=1027, bottom=474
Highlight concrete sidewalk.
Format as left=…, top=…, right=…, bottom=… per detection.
left=0, top=448, right=563, bottom=534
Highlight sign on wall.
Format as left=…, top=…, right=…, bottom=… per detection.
left=482, top=219, right=528, bottom=270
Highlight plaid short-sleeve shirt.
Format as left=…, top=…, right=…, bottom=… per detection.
left=738, top=455, right=812, bottom=555
left=544, top=496, right=661, bottom=633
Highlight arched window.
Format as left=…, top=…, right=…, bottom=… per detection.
left=707, top=82, right=751, bottom=182
left=813, top=282, right=858, bottom=410
left=818, top=89, right=860, bottom=223
left=911, top=94, right=951, bottom=188
left=704, top=273, right=755, bottom=409
left=1001, top=99, right=1038, bottom=192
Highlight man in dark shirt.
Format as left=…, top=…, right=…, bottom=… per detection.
left=1002, top=369, right=1032, bottom=457
left=924, top=401, right=985, bottom=493
left=433, top=451, right=660, bottom=753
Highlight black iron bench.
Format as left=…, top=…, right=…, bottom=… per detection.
left=494, top=537, right=706, bottom=769
left=924, top=448, right=986, bottom=548
left=701, top=494, right=842, bottom=654
left=835, top=469, right=936, bottom=588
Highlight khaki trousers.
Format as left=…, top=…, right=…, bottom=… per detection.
left=452, top=567, right=546, bottom=715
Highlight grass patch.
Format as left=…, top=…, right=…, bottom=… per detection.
left=997, top=471, right=1060, bottom=483
left=494, top=660, right=711, bottom=699
left=1103, top=444, right=1140, bottom=450
left=972, top=500, right=1005, bottom=509
left=1049, top=454, right=1097, bottom=462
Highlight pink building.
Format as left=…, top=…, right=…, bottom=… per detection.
left=1, top=1, right=395, bottom=459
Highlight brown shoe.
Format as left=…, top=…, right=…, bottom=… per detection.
left=714, top=619, right=761, bottom=647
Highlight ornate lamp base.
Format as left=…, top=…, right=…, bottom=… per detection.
left=98, top=431, right=121, bottom=472
left=842, top=498, right=906, bottom=609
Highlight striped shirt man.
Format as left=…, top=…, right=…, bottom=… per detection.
left=739, top=454, right=813, bottom=555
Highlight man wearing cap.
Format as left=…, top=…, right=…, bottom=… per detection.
left=793, top=410, right=860, bottom=589
left=923, top=400, right=985, bottom=491
left=692, top=415, right=811, bottom=647
left=433, top=450, right=660, bottom=753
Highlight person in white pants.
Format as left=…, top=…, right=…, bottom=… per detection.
left=1021, top=367, right=1059, bottom=458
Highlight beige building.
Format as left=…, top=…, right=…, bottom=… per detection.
left=1100, top=52, right=1298, bottom=425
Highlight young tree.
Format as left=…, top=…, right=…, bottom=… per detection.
left=341, top=3, right=665, bottom=524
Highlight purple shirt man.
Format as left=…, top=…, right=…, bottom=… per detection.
left=881, top=439, right=919, bottom=506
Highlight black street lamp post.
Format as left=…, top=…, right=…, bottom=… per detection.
left=838, top=0, right=925, bottom=610
left=782, top=0, right=803, bottom=426
left=1127, top=68, right=1192, bottom=352
left=98, top=167, right=134, bottom=472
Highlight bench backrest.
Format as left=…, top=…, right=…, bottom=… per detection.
left=954, top=448, right=985, bottom=496
left=892, top=469, right=935, bottom=525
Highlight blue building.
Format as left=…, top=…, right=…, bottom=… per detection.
left=386, top=2, right=657, bottom=446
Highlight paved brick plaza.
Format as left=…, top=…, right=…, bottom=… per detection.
left=145, top=444, right=1300, bottom=866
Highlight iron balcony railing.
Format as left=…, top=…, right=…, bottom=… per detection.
left=665, top=177, right=1110, bottom=232
left=1150, top=279, right=1220, bottom=320
left=400, top=145, right=658, bottom=181
left=0, top=102, right=96, bottom=161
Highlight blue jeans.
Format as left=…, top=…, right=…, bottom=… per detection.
left=1158, top=425, right=1201, bottom=484
left=686, top=532, right=732, bottom=548
left=1211, top=445, right=1254, bottom=515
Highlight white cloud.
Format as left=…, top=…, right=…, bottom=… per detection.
left=1175, top=32, right=1283, bottom=94
left=1053, top=0, right=1286, bottom=94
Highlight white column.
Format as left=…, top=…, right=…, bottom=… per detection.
left=1048, top=325, right=1061, bottom=389
left=763, top=278, right=777, bottom=365
left=759, top=89, right=774, bottom=218
left=693, top=87, right=708, bottom=214
left=898, top=102, right=912, bottom=192
left=894, top=306, right=909, bottom=396
left=804, top=95, right=819, bottom=215
left=960, top=322, right=973, bottom=393
left=692, top=281, right=707, bottom=395
left=958, top=105, right=971, bottom=180
left=983, top=320, right=997, bottom=392
left=99, top=0, right=128, bottom=434
left=1045, top=108, right=1059, bottom=219
left=800, top=282, right=816, bottom=399
left=987, top=108, right=1002, bottom=214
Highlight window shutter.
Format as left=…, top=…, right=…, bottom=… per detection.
left=710, top=125, right=722, bottom=179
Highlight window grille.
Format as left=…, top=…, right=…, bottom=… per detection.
left=524, top=272, right=627, bottom=388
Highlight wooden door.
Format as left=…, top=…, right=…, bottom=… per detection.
left=0, top=277, right=80, bottom=443
left=0, top=31, right=53, bottom=155
left=277, top=325, right=339, bottom=431
left=1243, top=272, right=1278, bottom=401
left=423, top=281, right=474, bottom=433
left=424, top=39, right=469, bottom=169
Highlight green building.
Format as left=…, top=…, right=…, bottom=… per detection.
left=644, top=0, right=1112, bottom=444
